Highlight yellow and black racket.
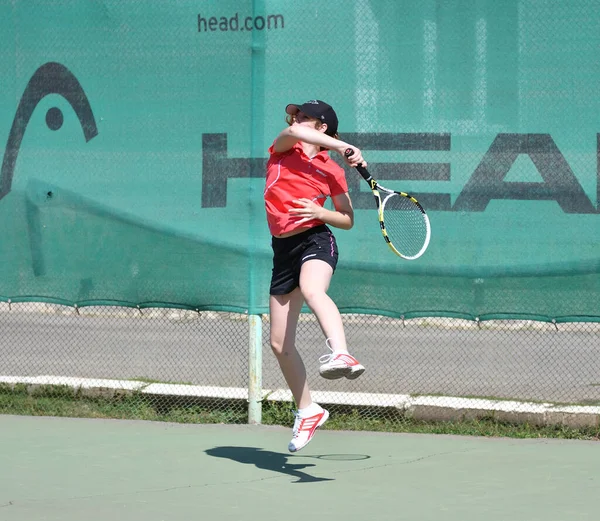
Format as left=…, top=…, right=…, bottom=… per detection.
left=345, top=149, right=431, bottom=260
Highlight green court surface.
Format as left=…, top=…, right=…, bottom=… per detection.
left=1, top=415, right=597, bottom=521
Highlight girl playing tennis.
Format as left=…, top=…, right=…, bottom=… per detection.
left=264, top=99, right=366, bottom=452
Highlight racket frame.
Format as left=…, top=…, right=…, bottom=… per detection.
left=353, top=161, right=431, bottom=260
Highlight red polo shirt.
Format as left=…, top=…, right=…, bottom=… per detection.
left=264, top=141, right=349, bottom=236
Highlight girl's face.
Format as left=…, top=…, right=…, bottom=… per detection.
left=293, top=111, right=324, bottom=132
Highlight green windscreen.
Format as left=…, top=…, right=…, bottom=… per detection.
left=0, top=0, right=598, bottom=320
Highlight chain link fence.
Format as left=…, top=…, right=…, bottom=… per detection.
left=1, top=303, right=599, bottom=429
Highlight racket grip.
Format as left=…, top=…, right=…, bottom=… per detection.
left=345, top=148, right=371, bottom=181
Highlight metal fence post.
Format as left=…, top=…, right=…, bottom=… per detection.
left=248, top=314, right=263, bottom=424
left=247, top=0, right=266, bottom=426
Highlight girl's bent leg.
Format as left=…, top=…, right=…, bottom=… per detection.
left=300, top=259, right=365, bottom=381
left=299, top=259, right=348, bottom=353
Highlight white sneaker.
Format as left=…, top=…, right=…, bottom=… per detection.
left=319, top=341, right=365, bottom=380
left=288, top=407, right=329, bottom=453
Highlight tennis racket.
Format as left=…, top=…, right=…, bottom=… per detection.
left=345, top=149, right=431, bottom=260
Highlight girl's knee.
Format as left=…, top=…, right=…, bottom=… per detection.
left=270, top=339, right=282, bottom=356
left=270, top=338, right=292, bottom=358
left=300, top=287, right=326, bottom=307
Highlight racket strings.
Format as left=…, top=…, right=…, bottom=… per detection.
left=381, top=194, right=429, bottom=258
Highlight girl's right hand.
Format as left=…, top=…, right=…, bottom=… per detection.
left=341, top=146, right=367, bottom=168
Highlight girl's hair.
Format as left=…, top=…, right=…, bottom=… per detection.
left=285, top=113, right=295, bottom=127
left=286, top=113, right=339, bottom=140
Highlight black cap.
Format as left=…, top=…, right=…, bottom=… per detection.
left=285, top=99, right=339, bottom=137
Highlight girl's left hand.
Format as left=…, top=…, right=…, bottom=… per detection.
left=288, top=198, right=324, bottom=224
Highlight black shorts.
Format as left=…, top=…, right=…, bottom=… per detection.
left=269, top=225, right=339, bottom=295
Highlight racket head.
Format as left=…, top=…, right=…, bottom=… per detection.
left=379, top=190, right=431, bottom=260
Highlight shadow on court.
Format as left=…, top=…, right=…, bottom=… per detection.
left=205, top=446, right=371, bottom=483
left=205, top=446, right=333, bottom=483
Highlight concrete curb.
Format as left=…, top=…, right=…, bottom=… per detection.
left=1, top=375, right=598, bottom=429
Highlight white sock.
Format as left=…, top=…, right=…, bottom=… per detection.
left=298, top=402, right=323, bottom=418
